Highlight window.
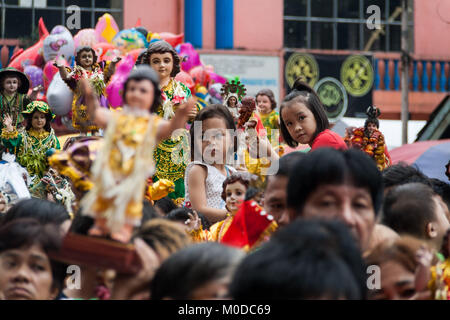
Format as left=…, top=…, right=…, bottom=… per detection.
left=284, top=0, right=414, bottom=52
left=0, top=0, right=123, bottom=40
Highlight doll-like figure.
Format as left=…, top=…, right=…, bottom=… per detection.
left=348, top=106, right=391, bottom=170
left=1, top=101, right=60, bottom=187
left=79, top=65, right=196, bottom=243
left=0, top=67, right=42, bottom=132
left=55, top=46, right=121, bottom=133
left=221, top=80, right=246, bottom=123
left=137, top=40, right=199, bottom=205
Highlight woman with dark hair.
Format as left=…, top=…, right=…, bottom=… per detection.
left=1, top=198, right=71, bottom=234
left=279, top=79, right=347, bottom=151
left=151, top=242, right=244, bottom=299
left=229, top=219, right=368, bottom=299
left=140, top=40, right=199, bottom=206
left=286, top=147, right=384, bottom=252
left=0, top=218, right=66, bottom=300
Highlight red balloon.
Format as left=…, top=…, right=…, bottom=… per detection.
left=8, top=18, right=48, bottom=71
left=159, top=32, right=184, bottom=48
left=175, top=70, right=195, bottom=93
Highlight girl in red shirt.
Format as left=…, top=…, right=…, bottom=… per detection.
left=279, top=80, right=347, bottom=151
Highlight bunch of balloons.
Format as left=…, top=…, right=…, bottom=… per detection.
left=7, top=14, right=226, bottom=131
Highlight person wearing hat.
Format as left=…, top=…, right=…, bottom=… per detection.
left=1, top=101, right=60, bottom=186
left=0, top=67, right=42, bottom=131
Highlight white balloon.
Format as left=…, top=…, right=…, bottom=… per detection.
left=43, top=25, right=75, bottom=62
left=47, top=73, right=73, bottom=116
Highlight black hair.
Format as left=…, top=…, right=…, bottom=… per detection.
left=141, top=199, right=160, bottom=223
left=364, top=106, right=381, bottom=137
left=25, top=109, right=53, bottom=132
left=273, top=151, right=306, bottom=178
left=280, top=84, right=329, bottom=147
left=1, top=198, right=70, bottom=227
left=0, top=218, right=66, bottom=296
left=287, top=148, right=383, bottom=216
left=150, top=242, right=244, bottom=299
left=166, top=207, right=212, bottom=231
left=255, top=89, right=277, bottom=110
left=429, top=178, right=450, bottom=211
left=382, top=182, right=440, bottom=239
left=122, top=65, right=161, bottom=114
left=153, top=197, right=178, bottom=216
left=75, top=46, right=97, bottom=66
left=139, top=40, right=181, bottom=77
left=189, top=104, right=237, bottom=162
left=229, top=219, right=367, bottom=299
left=382, top=162, right=431, bottom=189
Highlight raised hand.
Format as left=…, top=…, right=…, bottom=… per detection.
left=3, top=114, right=13, bottom=131
left=185, top=210, right=201, bottom=232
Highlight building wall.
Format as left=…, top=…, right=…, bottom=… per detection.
left=123, top=0, right=183, bottom=34
left=414, top=0, right=450, bottom=59
left=233, top=0, right=283, bottom=51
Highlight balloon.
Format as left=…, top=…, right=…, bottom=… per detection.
left=43, top=25, right=75, bottom=62
left=43, top=59, right=68, bottom=92
left=47, top=73, right=73, bottom=116
left=74, top=28, right=98, bottom=48
left=208, top=83, right=223, bottom=104
left=8, top=18, right=48, bottom=71
left=193, top=85, right=212, bottom=108
left=128, top=48, right=145, bottom=64
left=175, top=71, right=195, bottom=93
left=106, top=54, right=135, bottom=108
left=23, top=65, right=44, bottom=88
left=208, top=71, right=227, bottom=85
left=190, top=65, right=210, bottom=87
left=112, top=28, right=149, bottom=53
left=159, top=32, right=184, bottom=48
left=177, top=42, right=201, bottom=72
left=92, top=42, right=116, bottom=61
left=95, top=13, right=119, bottom=44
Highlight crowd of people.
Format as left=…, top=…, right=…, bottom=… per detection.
left=0, top=39, right=449, bottom=300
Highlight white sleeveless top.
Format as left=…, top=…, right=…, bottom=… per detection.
left=184, top=161, right=236, bottom=210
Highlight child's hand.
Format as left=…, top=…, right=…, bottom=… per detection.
left=416, top=245, right=433, bottom=268
left=176, top=97, right=197, bottom=119
left=112, top=57, right=122, bottom=64
left=185, top=210, right=201, bottom=232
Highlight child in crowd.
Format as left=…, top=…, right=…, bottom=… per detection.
left=1, top=101, right=60, bottom=187
left=256, top=89, right=281, bottom=147
left=184, top=105, right=238, bottom=223
left=279, top=80, right=347, bottom=151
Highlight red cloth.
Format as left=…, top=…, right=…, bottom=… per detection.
left=310, top=129, right=348, bottom=151
left=221, top=200, right=274, bottom=249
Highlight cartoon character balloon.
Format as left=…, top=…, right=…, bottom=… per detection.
left=46, top=73, right=73, bottom=116
left=95, top=13, right=120, bottom=44
left=23, top=65, right=44, bottom=88
left=43, top=25, right=75, bottom=63
left=74, top=28, right=98, bottom=48
left=106, top=54, right=135, bottom=108
left=112, top=28, right=149, bottom=53
left=93, top=42, right=116, bottom=61
left=8, top=18, right=49, bottom=71
left=177, top=42, right=201, bottom=72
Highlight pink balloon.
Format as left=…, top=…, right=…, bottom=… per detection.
left=74, top=28, right=98, bottom=48
left=95, top=13, right=119, bottom=43
left=177, top=43, right=201, bottom=72
left=208, top=71, right=227, bottom=85
left=93, top=42, right=118, bottom=61
left=106, top=54, right=135, bottom=108
left=43, top=59, right=68, bottom=92
left=175, top=71, right=195, bottom=93
left=189, top=65, right=210, bottom=87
